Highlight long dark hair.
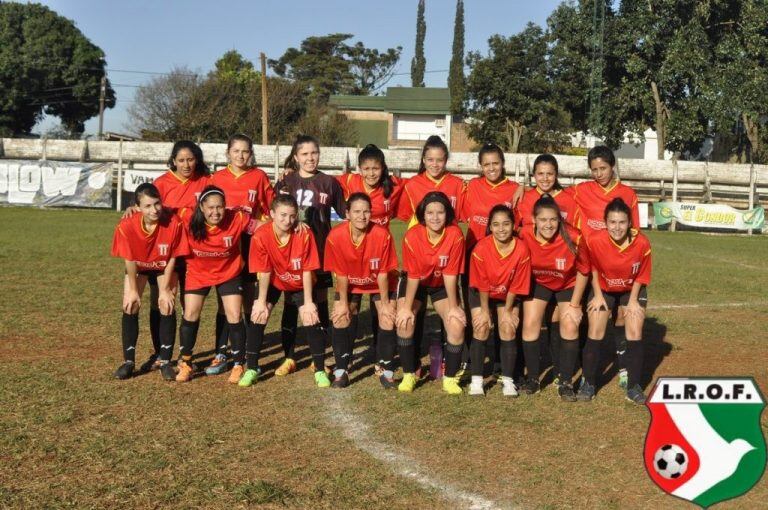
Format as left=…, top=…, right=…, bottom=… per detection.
left=168, top=140, right=210, bottom=177
left=415, top=191, right=455, bottom=226
left=532, top=153, right=562, bottom=191
left=358, top=144, right=394, bottom=198
left=604, top=197, right=633, bottom=242
left=533, top=194, right=576, bottom=255
left=478, top=143, right=506, bottom=178
left=485, top=204, right=515, bottom=237
left=418, top=135, right=449, bottom=174
left=283, top=134, right=320, bottom=173
left=190, top=185, right=225, bottom=241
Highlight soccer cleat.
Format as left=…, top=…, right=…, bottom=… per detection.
left=468, top=377, right=485, bottom=396
left=626, top=384, right=647, bottom=404
left=442, top=376, right=463, bottom=395
left=238, top=368, right=261, bottom=387
left=576, top=379, right=596, bottom=401
left=331, top=370, right=349, bottom=389
left=379, top=372, right=397, bottom=389
left=139, top=354, right=160, bottom=373
left=205, top=354, right=229, bottom=376
left=558, top=382, right=577, bottom=402
left=618, top=369, right=628, bottom=390
left=114, top=361, right=134, bottom=380
left=398, top=373, right=418, bottom=393
left=275, top=358, right=297, bottom=376
left=310, top=361, right=332, bottom=375
left=228, top=364, right=245, bottom=384
left=520, top=379, right=541, bottom=395
left=160, top=363, right=176, bottom=381
left=456, top=361, right=467, bottom=380
left=314, top=370, right=331, bottom=388
left=175, top=360, right=194, bottom=382
left=501, top=376, right=519, bottom=397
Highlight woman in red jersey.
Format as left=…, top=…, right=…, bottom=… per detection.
left=519, top=195, right=590, bottom=401
left=581, top=198, right=651, bottom=404
left=111, top=183, right=187, bottom=381
left=324, top=193, right=399, bottom=389
left=467, top=205, right=530, bottom=397
left=206, top=134, right=276, bottom=376
left=246, top=195, right=327, bottom=388
left=122, top=141, right=210, bottom=372
left=396, top=191, right=466, bottom=395
left=515, top=154, right=581, bottom=231
left=175, top=186, right=253, bottom=383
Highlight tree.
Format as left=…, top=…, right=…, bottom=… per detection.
left=127, top=67, right=201, bottom=139
left=448, top=0, right=466, bottom=115
left=411, top=0, right=427, bottom=87
left=0, top=2, right=115, bottom=136
left=465, top=24, right=570, bottom=153
left=269, top=34, right=401, bottom=103
left=213, top=49, right=259, bottom=85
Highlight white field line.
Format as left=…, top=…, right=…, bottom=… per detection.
left=655, top=244, right=766, bottom=271
left=323, top=392, right=515, bottom=510
left=650, top=301, right=768, bottom=310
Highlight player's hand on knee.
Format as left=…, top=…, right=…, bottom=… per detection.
left=299, top=302, right=319, bottom=326
left=251, top=302, right=269, bottom=324
left=123, top=291, right=141, bottom=314
left=447, top=306, right=466, bottom=327
left=396, top=308, right=415, bottom=330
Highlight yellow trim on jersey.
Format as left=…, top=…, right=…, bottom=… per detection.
left=426, top=227, right=446, bottom=247
left=484, top=176, right=509, bottom=189
left=425, top=172, right=447, bottom=186
left=226, top=165, right=249, bottom=179
left=600, top=177, right=620, bottom=194
left=348, top=221, right=366, bottom=248
left=493, top=237, right=517, bottom=259
left=608, top=228, right=639, bottom=252
left=272, top=223, right=290, bottom=248
left=169, top=170, right=188, bottom=184
left=140, top=219, right=158, bottom=237
left=536, top=187, right=561, bottom=197
left=472, top=252, right=483, bottom=262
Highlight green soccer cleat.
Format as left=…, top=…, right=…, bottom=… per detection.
left=314, top=370, right=331, bottom=388
left=238, top=368, right=261, bottom=387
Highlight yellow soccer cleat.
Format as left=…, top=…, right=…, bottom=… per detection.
left=398, top=373, right=418, bottom=393
left=275, top=358, right=297, bottom=376
left=442, top=376, right=463, bottom=395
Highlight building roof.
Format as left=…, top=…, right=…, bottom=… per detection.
left=330, top=87, right=450, bottom=115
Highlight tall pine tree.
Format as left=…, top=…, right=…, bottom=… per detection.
left=448, top=0, right=466, bottom=115
left=411, top=0, right=426, bottom=87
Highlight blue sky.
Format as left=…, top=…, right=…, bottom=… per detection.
left=32, top=0, right=564, bottom=136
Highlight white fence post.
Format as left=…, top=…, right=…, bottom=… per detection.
left=670, top=156, right=679, bottom=232
left=116, top=139, right=124, bottom=211
left=748, top=163, right=756, bottom=235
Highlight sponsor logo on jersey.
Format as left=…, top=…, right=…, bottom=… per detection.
left=555, top=257, right=566, bottom=270
left=438, top=255, right=449, bottom=268
left=587, top=218, right=606, bottom=230
left=290, top=257, right=302, bottom=270
left=370, top=258, right=380, bottom=270
left=644, top=377, right=766, bottom=508
left=533, top=269, right=564, bottom=279
left=604, top=276, right=634, bottom=287
left=223, top=236, right=233, bottom=248
left=276, top=271, right=302, bottom=283
left=158, top=243, right=169, bottom=256
left=136, top=260, right=167, bottom=269
left=472, top=215, right=488, bottom=226
left=349, top=276, right=376, bottom=286
left=192, top=249, right=230, bottom=258
left=489, top=284, right=508, bottom=295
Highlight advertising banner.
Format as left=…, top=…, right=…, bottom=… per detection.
left=653, top=202, right=764, bottom=230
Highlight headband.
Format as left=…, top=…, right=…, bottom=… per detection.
left=199, top=189, right=224, bottom=203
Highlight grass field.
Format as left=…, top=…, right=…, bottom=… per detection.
left=1, top=207, right=766, bottom=509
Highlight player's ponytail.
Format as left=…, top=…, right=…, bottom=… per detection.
left=485, top=204, right=515, bottom=236
left=604, top=197, right=633, bottom=242
left=532, top=154, right=563, bottom=190
left=534, top=194, right=576, bottom=255
left=191, top=185, right=225, bottom=242
left=284, top=134, right=320, bottom=173
left=358, top=144, right=394, bottom=198
left=418, top=135, right=449, bottom=174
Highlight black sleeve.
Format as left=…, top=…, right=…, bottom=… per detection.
left=331, top=177, right=346, bottom=217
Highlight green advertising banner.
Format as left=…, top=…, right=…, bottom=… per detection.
left=653, top=202, right=765, bottom=230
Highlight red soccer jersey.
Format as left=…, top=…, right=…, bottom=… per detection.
left=211, top=166, right=276, bottom=219
left=152, top=171, right=211, bottom=213
left=515, top=187, right=582, bottom=231
left=177, top=209, right=249, bottom=290
left=572, top=180, right=640, bottom=236
left=324, top=222, right=398, bottom=294
left=336, top=173, right=405, bottom=228
left=461, top=176, right=520, bottom=249
left=397, top=172, right=466, bottom=226
left=520, top=225, right=590, bottom=292
left=469, top=235, right=531, bottom=301
left=402, top=224, right=465, bottom=288
left=248, top=222, right=320, bottom=292
left=111, top=210, right=187, bottom=271
left=585, top=229, right=652, bottom=293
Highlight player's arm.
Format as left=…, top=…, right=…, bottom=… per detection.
left=563, top=272, right=588, bottom=326
left=251, top=271, right=272, bottom=324
left=625, top=280, right=645, bottom=319
left=332, top=274, right=351, bottom=323
left=157, top=257, right=177, bottom=314
left=396, top=277, right=420, bottom=329
left=587, top=269, right=607, bottom=313
left=299, top=271, right=319, bottom=326
left=443, top=274, right=466, bottom=327
left=123, top=260, right=141, bottom=314
left=377, top=271, right=396, bottom=323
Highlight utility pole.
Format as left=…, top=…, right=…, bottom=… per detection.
left=98, top=75, right=106, bottom=139
left=260, top=52, right=269, bottom=145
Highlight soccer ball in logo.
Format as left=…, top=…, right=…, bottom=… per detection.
left=653, top=444, right=688, bottom=479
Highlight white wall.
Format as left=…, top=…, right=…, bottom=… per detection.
left=393, top=114, right=448, bottom=142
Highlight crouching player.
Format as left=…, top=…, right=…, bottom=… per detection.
left=468, top=205, right=530, bottom=397
left=582, top=198, right=652, bottom=404
left=324, top=193, right=399, bottom=388
left=396, top=191, right=466, bottom=395
left=247, top=195, right=329, bottom=388
left=111, top=183, right=187, bottom=381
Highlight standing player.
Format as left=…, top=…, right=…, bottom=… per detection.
left=207, top=134, right=275, bottom=376
left=111, top=183, right=186, bottom=381
left=274, top=135, right=346, bottom=377
left=175, top=186, right=252, bottom=383
left=515, top=154, right=581, bottom=230
left=396, top=192, right=466, bottom=395
left=582, top=198, right=651, bottom=404
left=467, top=205, right=530, bottom=397
left=519, top=195, right=590, bottom=401
left=246, top=195, right=328, bottom=388
left=324, top=193, right=399, bottom=388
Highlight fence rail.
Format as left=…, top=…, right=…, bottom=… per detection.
left=1, top=138, right=764, bottom=209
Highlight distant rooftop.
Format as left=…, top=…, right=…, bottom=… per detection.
left=330, top=87, right=450, bottom=115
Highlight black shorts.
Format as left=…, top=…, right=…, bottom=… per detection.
left=397, top=273, right=448, bottom=304
left=138, top=269, right=163, bottom=279
left=240, top=233, right=256, bottom=283
left=315, top=270, right=334, bottom=290
left=524, top=282, right=575, bottom=304
left=263, top=284, right=306, bottom=308
left=467, top=287, right=506, bottom=309
left=186, top=276, right=243, bottom=297
left=334, top=291, right=397, bottom=304
left=146, top=257, right=186, bottom=285
left=588, top=286, right=648, bottom=310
